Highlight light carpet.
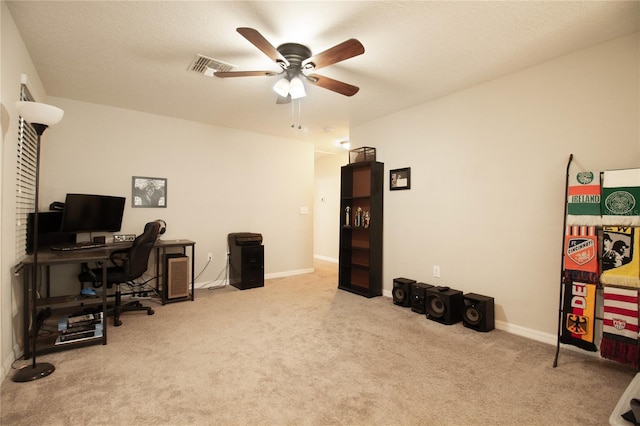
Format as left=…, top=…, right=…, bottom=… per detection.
left=1, top=260, right=635, bottom=425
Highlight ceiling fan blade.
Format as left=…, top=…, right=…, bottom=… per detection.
left=303, top=39, right=364, bottom=71
left=308, top=74, right=360, bottom=97
left=237, top=27, right=289, bottom=67
left=214, top=71, right=278, bottom=78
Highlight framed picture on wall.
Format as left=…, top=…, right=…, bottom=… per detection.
left=132, top=176, right=167, bottom=208
left=390, top=168, right=411, bottom=191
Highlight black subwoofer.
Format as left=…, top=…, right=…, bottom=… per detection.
left=393, top=278, right=416, bottom=307
left=410, top=282, right=434, bottom=314
left=425, top=286, right=463, bottom=325
left=463, top=293, right=495, bottom=332
left=228, top=233, right=264, bottom=290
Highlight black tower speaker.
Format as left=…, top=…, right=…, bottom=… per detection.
left=425, top=286, right=463, bottom=325
left=393, top=278, right=416, bottom=307
left=463, top=293, right=495, bottom=332
left=410, top=282, right=434, bottom=314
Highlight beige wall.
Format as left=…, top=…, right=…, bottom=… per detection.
left=41, top=97, right=315, bottom=294
left=352, top=33, right=640, bottom=343
left=313, top=152, right=348, bottom=262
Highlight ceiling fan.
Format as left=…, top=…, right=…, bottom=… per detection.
left=214, top=27, right=365, bottom=102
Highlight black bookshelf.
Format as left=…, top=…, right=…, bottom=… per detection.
left=338, top=161, right=384, bottom=297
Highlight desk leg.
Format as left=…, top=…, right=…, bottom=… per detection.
left=191, top=245, right=195, bottom=301
left=102, top=261, right=107, bottom=344
left=159, top=247, right=166, bottom=305
left=155, top=247, right=161, bottom=304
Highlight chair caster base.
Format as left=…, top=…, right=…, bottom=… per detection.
left=148, top=309, right=154, bottom=315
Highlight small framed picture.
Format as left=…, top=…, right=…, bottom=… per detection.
left=132, top=176, right=167, bottom=208
left=390, top=168, right=411, bottom=191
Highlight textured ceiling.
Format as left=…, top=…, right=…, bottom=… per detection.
left=6, top=1, right=639, bottom=156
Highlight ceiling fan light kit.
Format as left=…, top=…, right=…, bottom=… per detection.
left=288, top=76, right=306, bottom=99
left=273, top=76, right=306, bottom=99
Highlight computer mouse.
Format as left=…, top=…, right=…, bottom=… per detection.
left=81, top=288, right=96, bottom=296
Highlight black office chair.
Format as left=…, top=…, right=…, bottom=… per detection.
left=78, top=221, right=160, bottom=326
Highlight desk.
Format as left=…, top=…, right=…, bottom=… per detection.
left=71, top=239, right=195, bottom=304
left=20, top=239, right=195, bottom=358
left=21, top=248, right=109, bottom=359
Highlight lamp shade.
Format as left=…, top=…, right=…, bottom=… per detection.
left=288, top=77, right=306, bottom=99
left=16, top=101, right=64, bottom=126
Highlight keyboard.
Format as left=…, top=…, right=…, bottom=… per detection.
left=50, top=242, right=106, bottom=251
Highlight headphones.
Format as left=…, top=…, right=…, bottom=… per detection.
left=155, top=219, right=166, bottom=236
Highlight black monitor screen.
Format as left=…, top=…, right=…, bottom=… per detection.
left=26, top=211, right=76, bottom=253
left=60, top=194, right=126, bottom=233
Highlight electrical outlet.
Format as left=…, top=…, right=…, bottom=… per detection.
left=433, top=265, right=441, bottom=278
left=207, top=253, right=213, bottom=261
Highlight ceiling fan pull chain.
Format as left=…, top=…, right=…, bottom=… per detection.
left=291, top=99, right=295, bottom=128
left=298, top=99, right=302, bottom=130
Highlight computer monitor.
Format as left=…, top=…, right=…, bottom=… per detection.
left=60, top=194, right=126, bottom=234
left=26, top=211, right=76, bottom=253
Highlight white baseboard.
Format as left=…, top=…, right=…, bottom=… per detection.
left=313, top=255, right=338, bottom=263
left=266, top=268, right=315, bottom=279
left=494, top=319, right=556, bottom=346
left=196, top=267, right=315, bottom=289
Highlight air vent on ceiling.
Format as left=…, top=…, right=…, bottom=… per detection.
left=188, top=54, right=235, bottom=77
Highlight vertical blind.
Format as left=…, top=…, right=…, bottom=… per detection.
left=15, top=84, right=36, bottom=260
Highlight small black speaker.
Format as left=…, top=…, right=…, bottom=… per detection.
left=410, top=282, right=434, bottom=314
left=463, top=293, right=495, bottom=332
left=425, top=286, right=463, bottom=325
left=393, top=278, right=416, bottom=307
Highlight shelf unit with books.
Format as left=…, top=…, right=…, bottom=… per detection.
left=338, top=159, right=384, bottom=298
left=20, top=249, right=109, bottom=359
left=24, top=288, right=107, bottom=358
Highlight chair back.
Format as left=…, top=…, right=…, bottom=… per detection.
left=126, top=221, right=161, bottom=279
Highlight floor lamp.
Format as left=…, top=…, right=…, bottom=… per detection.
left=12, top=101, right=64, bottom=383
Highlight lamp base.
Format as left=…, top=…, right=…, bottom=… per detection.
left=12, top=362, right=55, bottom=382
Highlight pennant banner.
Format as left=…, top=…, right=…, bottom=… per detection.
left=601, top=286, right=639, bottom=368
left=559, top=279, right=597, bottom=352
left=602, top=169, right=640, bottom=226
left=566, top=170, right=601, bottom=226
left=600, top=227, right=640, bottom=288
left=564, top=225, right=598, bottom=283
